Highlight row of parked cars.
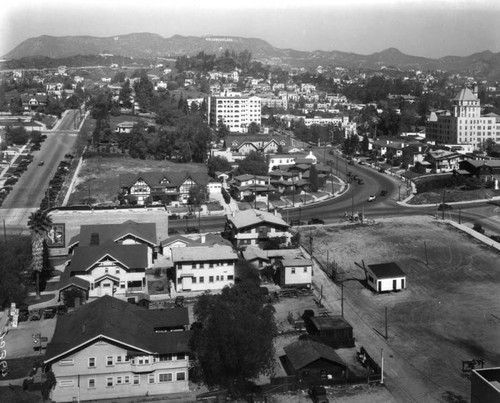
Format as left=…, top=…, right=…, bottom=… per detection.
left=18, top=306, right=67, bottom=322
left=290, top=217, right=325, bottom=226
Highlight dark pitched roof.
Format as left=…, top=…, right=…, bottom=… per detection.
left=367, top=262, right=405, bottom=279
left=120, top=171, right=210, bottom=189
left=309, top=315, right=352, bottom=332
left=284, top=339, right=345, bottom=370
left=45, top=296, right=190, bottom=364
left=77, top=221, right=157, bottom=247
left=58, top=275, right=90, bottom=292
left=67, top=242, right=148, bottom=273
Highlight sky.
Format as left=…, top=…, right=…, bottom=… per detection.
left=1, top=0, right=500, bottom=59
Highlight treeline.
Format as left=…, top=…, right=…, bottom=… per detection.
left=342, top=76, right=424, bottom=104
left=1, top=55, right=141, bottom=70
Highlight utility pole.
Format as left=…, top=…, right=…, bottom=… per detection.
left=351, top=186, right=354, bottom=217
left=380, top=348, right=384, bottom=385
left=341, top=281, right=344, bottom=317
left=458, top=208, right=461, bottom=224
left=441, top=187, right=446, bottom=220
left=385, top=307, right=388, bottom=339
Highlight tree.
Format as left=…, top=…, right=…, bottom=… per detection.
left=27, top=210, right=52, bottom=299
left=189, top=278, right=277, bottom=395
left=119, top=79, right=133, bottom=108
left=361, top=134, right=369, bottom=153
left=0, top=236, right=30, bottom=308
left=236, top=151, right=268, bottom=176
left=309, top=164, right=319, bottom=192
left=247, top=122, right=260, bottom=135
left=188, top=184, right=209, bottom=207
left=207, top=156, right=232, bottom=178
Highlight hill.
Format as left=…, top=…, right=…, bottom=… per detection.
left=4, top=33, right=500, bottom=79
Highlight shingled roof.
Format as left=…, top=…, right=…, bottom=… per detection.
left=119, top=171, right=210, bottom=189
left=284, top=339, right=346, bottom=371
left=226, top=209, right=289, bottom=230
left=44, top=296, right=190, bottom=364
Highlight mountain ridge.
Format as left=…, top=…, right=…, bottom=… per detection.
left=4, top=33, right=500, bottom=79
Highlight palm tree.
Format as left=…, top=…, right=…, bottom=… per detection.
left=27, top=209, right=52, bottom=299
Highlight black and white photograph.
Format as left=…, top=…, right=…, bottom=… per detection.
left=0, top=0, right=500, bottom=402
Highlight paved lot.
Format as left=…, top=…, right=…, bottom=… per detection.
left=300, top=215, right=500, bottom=402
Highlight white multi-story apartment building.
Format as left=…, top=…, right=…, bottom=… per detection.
left=426, top=87, right=500, bottom=149
left=208, top=92, right=261, bottom=133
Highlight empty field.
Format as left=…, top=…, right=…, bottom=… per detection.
left=301, top=216, right=500, bottom=402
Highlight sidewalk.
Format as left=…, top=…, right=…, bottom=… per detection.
left=0, top=143, right=29, bottom=182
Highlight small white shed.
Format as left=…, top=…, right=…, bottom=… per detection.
left=366, top=262, right=406, bottom=293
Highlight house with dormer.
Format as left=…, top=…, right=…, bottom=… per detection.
left=225, top=134, right=290, bottom=155
left=228, top=174, right=274, bottom=201
left=225, top=209, right=291, bottom=248
left=120, top=171, right=210, bottom=205
left=44, top=296, right=191, bottom=402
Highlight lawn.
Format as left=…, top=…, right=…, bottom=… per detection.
left=67, top=156, right=207, bottom=205
left=299, top=216, right=500, bottom=401
left=409, top=187, right=500, bottom=205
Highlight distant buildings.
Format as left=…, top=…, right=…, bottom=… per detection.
left=426, top=87, right=500, bottom=149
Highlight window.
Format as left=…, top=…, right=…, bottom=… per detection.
left=148, top=374, right=155, bottom=384
left=124, top=376, right=130, bottom=384
left=176, top=353, right=186, bottom=360
left=304, top=267, right=308, bottom=273
left=115, top=269, right=120, bottom=275
left=88, top=357, right=96, bottom=368
left=116, top=376, right=122, bottom=385
left=209, top=276, right=214, bottom=283
left=59, top=379, right=75, bottom=387
left=192, top=263, right=196, bottom=269
left=209, top=262, right=214, bottom=268
left=133, top=375, right=140, bottom=385
left=176, top=372, right=186, bottom=381
left=105, top=268, right=109, bottom=273
left=192, top=277, right=197, bottom=283
left=159, top=373, right=172, bottom=382
left=228, top=275, right=234, bottom=280
left=291, top=268, right=296, bottom=274
left=106, top=377, right=113, bottom=387
left=88, top=379, right=95, bottom=388
left=106, top=356, right=113, bottom=366
left=216, top=275, right=220, bottom=281
left=199, top=276, right=204, bottom=283
left=116, top=356, right=122, bottom=364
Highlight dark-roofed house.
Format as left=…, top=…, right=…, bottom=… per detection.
left=366, top=262, right=406, bottom=293
left=225, top=209, right=291, bottom=248
left=68, top=221, right=158, bottom=265
left=44, top=296, right=191, bottom=402
left=172, top=244, right=238, bottom=292
left=120, top=171, right=210, bottom=205
left=62, top=241, right=149, bottom=301
left=283, top=339, right=347, bottom=382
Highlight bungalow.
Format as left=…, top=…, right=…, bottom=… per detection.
left=225, top=209, right=291, bottom=248
left=225, top=134, right=290, bottom=155
left=459, top=159, right=500, bottom=178
left=366, top=262, right=406, bottom=293
left=304, top=315, right=355, bottom=348
left=172, top=244, right=238, bottom=292
left=115, top=121, right=136, bottom=134
left=44, top=296, right=191, bottom=402
left=120, top=171, right=210, bottom=205
left=283, top=339, right=347, bottom=382
left=426, top=149, right=466, bottom=173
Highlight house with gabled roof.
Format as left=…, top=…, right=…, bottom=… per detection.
left=61, top=241, right=149, bottom=302
left=172, top=244, right=238, bottom=292
left=44, top=296, right=191, bottom=402
left=228, top=174, right=274, bottom=201
left=120, top=171, right=210, bottom=205
left=225, top=209, right=291, bottom=248
left=225, top=134, right=291, bottom=155
left=68, top=221, right=158, bottom=265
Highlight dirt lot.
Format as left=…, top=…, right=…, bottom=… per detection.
left=68, top=156, right=207, bottom=205
left=298, top=215, right=500, bottom=402
left=409, top=188, right=500, bottom=205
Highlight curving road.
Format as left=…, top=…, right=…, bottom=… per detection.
left=0, top=110, right=80, bottom=234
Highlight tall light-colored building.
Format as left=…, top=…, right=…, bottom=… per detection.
left=208, top=92, right=261, bottom=133
left=426, top=87, right=500, bottom=149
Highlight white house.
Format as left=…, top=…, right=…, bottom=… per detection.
left=44, top=296, right=190, bottom=402
left=278, top=257, right=313, bottom=288
left=366, top=262, right=406, bottom=293
left=172, top=244, right=238, bottom=292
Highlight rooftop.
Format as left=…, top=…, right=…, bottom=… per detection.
left=367, top=262, right=406, bottom=279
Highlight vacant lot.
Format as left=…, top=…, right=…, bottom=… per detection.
left=299, top=216, right=500, bottom=402
left=409, top=187, right=500, bottom=205
left=68, top=156, right=207, bottom=205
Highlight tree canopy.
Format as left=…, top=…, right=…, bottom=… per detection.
left=0, top=236, right=30, bottom=308
left=207, top=156, right=232, bottom=178
left=235, top=151, right=268, bottom=176
left=189, top=277, right=277, bottom=395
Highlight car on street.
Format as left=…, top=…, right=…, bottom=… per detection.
left=169, top=214, right=180, bottom=220
left=43, top=307, right=57, bottom=319
left=368, top=195, right=376, bottom=202
left=38, top=161, right=44, bottom=166
left=348, top=160, right=354, bottom=165
left=308, top=218, right=325, bottom=225
left=29, top=310, right=41, bottom=321
left=380, top=190, right=388, bottom=197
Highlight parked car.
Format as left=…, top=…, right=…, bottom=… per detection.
left=183, top=213, right=196, bottom=219
left=438, top=203, right=453, bottom=211
left=308, top=218, right=325, bottom=225
left=43, top=307, right=57, bottom=319
left=168, top=228, right=180, bottom=235
left=57, top=305, right=68, bottom=315
left=29, top=310, right=41, bottom=321
left=357, top=179, right=364, bottom=185
left=169, top=214, right=180, bottom=220
left=290, top=220, right=305, bottom=226
left=18, top=309, right=30, bottom=322
left=308, top=386, right=329, bottom=403
left=38, top=161, right=44, bottom=166
left=348, top=160, right=354, bottom=165
left=380, top=190, right=388, bottom=197
left=368, top=195, right=376, bottom=202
